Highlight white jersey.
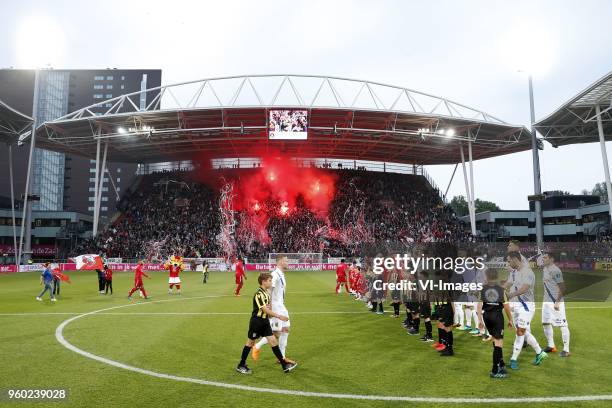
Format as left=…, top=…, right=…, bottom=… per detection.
left=270, top=267, right=287, bottom=308
left=542, top=264, right=564, bottom=302
left=508, top=263, right=536, bottom=307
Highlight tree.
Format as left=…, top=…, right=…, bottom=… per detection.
left=589, top=182, right=609, bottom=203
left=450, top=195, right=500, bottom=217
left=450, top=195, right=469, bottom=217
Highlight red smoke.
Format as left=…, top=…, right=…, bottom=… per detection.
left=235, top=156, right=336, bottom=217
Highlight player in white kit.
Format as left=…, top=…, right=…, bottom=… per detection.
left=505, top=251, right=547, bottom=370
left=540, top=253, right=570, bottom=357
left=251, top=255, right=296, bottom=364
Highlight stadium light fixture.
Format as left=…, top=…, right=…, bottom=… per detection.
left=446, top=128, right=455, bottom=137
left=117, top=127, right=127, bottom=134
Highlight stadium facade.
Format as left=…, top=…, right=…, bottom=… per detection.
left=462, top=193, right=610, bottom=241
left=0, top=68, right=161, bottom=218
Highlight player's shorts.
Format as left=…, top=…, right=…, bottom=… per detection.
left=391, top=290, right=401, bottom=301
left=405, top=301, right=420, bottom=312
left=168, top=277, right=181, bottom=284
left=419, top=301, right=431, bottom=318
left=269, top=304, right=290, bottom=331
left=453, top=301, right=464, bottom=310
left=511, top=302, right=535, bottom=329
left=484, top=311, right=504, bottom=339
left=541, top=301, right=568, bottom=327
left=247, top=317, right=273, bottom=340
left=463, top=301, right=476, bottom=309
left=438, top=303, right=454, bottom=327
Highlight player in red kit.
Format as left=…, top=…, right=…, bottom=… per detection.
left=234, top=258, right=247, bottom=296
left=165, top=257, right=183, bottom=295
left=335, top=259, right=349, bottom=294
left=348, top=261, right=358, bottom=295
left=128, top=260, right=151, bottom=300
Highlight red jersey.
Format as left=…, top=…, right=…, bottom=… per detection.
left=235, top=261, right=245, bottom=284
left=167, top=264, right=181, bottom=278
left=336, top=263, right=348, bottom=282
left=134, top=264, right=148, bottom=283
left=104, top=268, right=113, bottom=281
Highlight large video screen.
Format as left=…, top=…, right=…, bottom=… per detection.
left=268, top=109, right=308, bottom=140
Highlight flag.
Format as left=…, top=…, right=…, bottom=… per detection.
left=72, top=254, right=104, bottom=270
left=52, top=267, right=71, bottom=283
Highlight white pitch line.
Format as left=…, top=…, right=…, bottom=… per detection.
left=3, top=304, right=612, bottom=317
left=53, top=296, right=612, bottom=403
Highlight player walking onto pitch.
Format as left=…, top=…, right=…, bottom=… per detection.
left=235, top=272, right=297, bottom=374
left=540, top=253, right=570, bottom=357
left=252, top=255, right=295, bottom=363
left=335, top=259, right=349, bottom=294
left=234, top=258, right=246, bottom=296
left=505, top=252, right=547, bottom=370
left=128, top=260, right=151, bottom=300
left=477, top=268, right=514, bottom=378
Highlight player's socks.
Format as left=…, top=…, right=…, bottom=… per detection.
left=492, top=345, right=503, bottom=374
left=239, top=345, right=252, bottom=367
left=511, top=335, right=525, bottom=360
left=543, top=324, right=555, bottom=348
left=255, top=337, right=268, bottom=350
left=393, top=303, right=400, bottom=316
left=378, top=303, right=384, bottom=313
left=525, top=331, right=542, bottom=354
left=464, top=309, right=472, bottom=328
left=371, top=302, right=377, bottom=312
left=413, top=317, right=420, bottom=332
left=561, top=326, right=570, bottom=353
left=425, top=320, right=432, bottom=337
left=271, top=345, right=287, bottom=368
left=279, top=332, right=289, bottom=357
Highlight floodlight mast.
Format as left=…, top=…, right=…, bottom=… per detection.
left=528, top=74, right=544, bottom=246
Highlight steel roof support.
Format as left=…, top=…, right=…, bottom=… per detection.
left=92, top=128, right=103, bottom=237
left=17, top=70, right=39, bottom=266
left=596, top=104, right=612, bottom=222
left=8, top=144, right=17, bottom=271
left=460, top=142, right=476, bottom=236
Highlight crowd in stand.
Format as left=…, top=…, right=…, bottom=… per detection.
left=77, top=168, right=471, bottom=260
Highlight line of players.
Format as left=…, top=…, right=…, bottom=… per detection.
left=334, top=241, right=571, bottom=379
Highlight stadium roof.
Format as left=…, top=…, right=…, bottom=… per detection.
left=0, top=99, right=33, bottom=145
left=32, top=74, right=533, bottom=165
left=535, top=70, right=612, bottom=147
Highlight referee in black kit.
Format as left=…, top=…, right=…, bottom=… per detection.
left=235, top=272, right=297, bottom=374
left=477, top=268, right=513, bottom=378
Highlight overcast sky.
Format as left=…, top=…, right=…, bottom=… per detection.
left=2, top=0, right=611, bottom=209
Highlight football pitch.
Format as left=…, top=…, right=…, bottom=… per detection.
left=1, top=270, right=611, bottom=408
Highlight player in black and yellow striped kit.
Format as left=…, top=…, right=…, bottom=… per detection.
left=236, top=272, right=298, bottom=374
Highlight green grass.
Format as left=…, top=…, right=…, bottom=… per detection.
left=0, top=269, right=611, bottom=408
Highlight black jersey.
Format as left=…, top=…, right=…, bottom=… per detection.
left=480, top=284, right=507, bottom=313
left=252, top=287, right=271, bottom=319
